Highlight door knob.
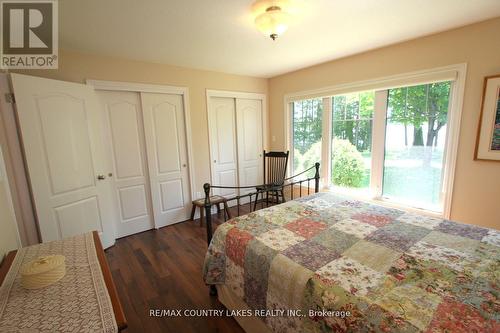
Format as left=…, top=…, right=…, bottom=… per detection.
left=182, top=164, right=187, bottom=168
left=214, top=160, right=217, bottom=163
left=97, top=175, right=106, bottom=180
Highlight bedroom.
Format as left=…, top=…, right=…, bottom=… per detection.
left=0, top=0, right=499, bottom=332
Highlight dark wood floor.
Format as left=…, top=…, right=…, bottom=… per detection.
left=105, top=205, right=256, bottom=333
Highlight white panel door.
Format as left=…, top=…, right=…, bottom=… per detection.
left=11, top=74, right=116, bottom=248
left=236, top=98, right=264, bottom=197
left=208, top=97, right=239, bottom=198
left=98, top=90, right=154, bottom=238
left=141, top=92, right=191, bottom=228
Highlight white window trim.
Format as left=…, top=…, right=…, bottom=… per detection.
left=284, top=63, right=467, bottom=218
left=371, top=90, right=388, bottom=199
left=320, top=97, right=332, bottom=187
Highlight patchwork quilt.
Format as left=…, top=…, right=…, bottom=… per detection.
left=203, top=193, right=500, bottom=333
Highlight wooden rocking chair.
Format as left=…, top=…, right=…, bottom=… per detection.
left=253, top=150, right=289, bottom=211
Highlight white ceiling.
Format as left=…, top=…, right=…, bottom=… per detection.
left=59, top=0, right=500, bottom=78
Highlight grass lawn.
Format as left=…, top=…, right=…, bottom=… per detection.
left=382, top=165, right=442, bottom=206
left=343, top=149, right=443, bottom=207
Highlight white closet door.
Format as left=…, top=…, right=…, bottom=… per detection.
left=11, top=74, right=116, bottom=248
left=236, top=98, right=264, bottom=196
left=98, top=91, right=154, bottom=238
left=141, top=92, right=191, bottom=228
left=208, top=97, right=238, bottom=197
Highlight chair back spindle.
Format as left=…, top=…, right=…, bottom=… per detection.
left=263, top=150, right=289, bottom=186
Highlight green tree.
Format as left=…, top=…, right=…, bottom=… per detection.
left=331, top=139, right=365, bottom=187
left=388, top=82, right=451, bottom=147
left=293, top=98, right=323, bottom=154
left=332, top=92, right=374, bottom=152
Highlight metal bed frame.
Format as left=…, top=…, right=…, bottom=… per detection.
left=202, top=162, right=320, bottom=245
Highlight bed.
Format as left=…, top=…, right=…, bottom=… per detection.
left=203, top=192, right=499, bottom=333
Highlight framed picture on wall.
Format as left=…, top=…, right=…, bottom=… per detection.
left=475, top=74, right=500, bottom=161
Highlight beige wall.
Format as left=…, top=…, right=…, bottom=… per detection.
left=19, top=49, right=268, bottom=198
left=268, top=17, right=500, bottom=229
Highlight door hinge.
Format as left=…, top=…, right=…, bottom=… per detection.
left=4, top=93, right=15, bottom=104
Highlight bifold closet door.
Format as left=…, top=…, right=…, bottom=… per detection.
left=141, top=92, right=191, bottom=228
left=98, top=91, right=154, bottom=238
left=208, top=97, right=238, bottom=197
left=10, top=74, right=116, bottom=248
left=236, top=98, right=264, bottom=197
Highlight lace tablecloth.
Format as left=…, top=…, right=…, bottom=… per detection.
left=0, top=232, right=117, bottom=332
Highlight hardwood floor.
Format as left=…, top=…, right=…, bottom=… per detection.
left=105, top=205, right=255, bottom=333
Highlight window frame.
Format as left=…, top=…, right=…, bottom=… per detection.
left=284, top=64, right=467, bottom=218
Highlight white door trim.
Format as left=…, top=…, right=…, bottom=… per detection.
left=87, top=79, right=188, bottom=95
left=206, top=89, right=268, bottom=190
left=88, top=80, right=196, bottom=215
left=206, top=89, right=266, bottom=101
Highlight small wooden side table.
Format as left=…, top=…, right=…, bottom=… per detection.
left=191, top=195, right=232, bottom=226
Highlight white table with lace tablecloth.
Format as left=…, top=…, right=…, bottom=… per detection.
left=0, top=231, right=126, bottom=332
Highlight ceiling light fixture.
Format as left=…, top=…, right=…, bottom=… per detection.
left=252, top=0, right=292, bottom=40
